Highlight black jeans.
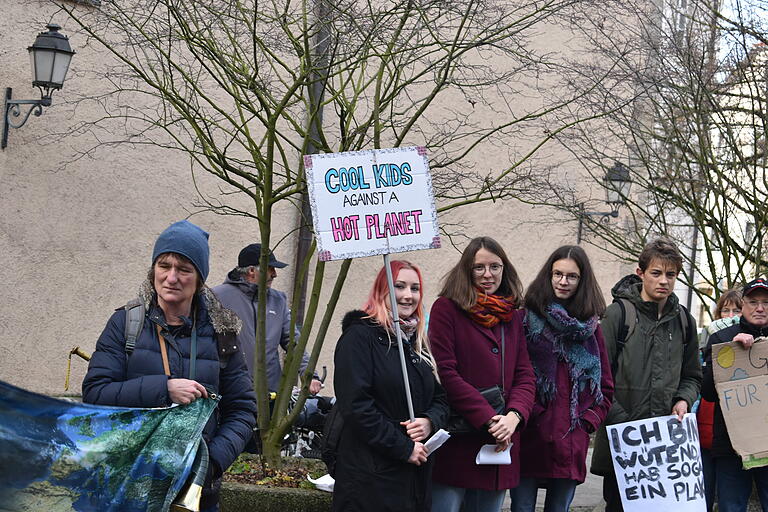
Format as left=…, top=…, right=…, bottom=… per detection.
left=602, top=469, right=625, bottom=512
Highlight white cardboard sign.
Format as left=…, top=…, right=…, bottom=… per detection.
left=304, top=147, right=441, bottom=261
left=607, top=414, right=705, bottom=512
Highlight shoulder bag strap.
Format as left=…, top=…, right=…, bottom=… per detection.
left=501, top=327, right=505, bottom=393
left=155, top=324, right=171, bottom=377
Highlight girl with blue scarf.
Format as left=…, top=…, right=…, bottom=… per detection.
left=509, top=246, right=614, bottom=512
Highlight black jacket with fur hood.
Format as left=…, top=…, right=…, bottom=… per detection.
left=331, top=310, right=449, bottom=512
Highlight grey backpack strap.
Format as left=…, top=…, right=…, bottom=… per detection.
left=124, top=298, right=145, bottom=356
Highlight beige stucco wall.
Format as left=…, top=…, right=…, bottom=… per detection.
left=0, top=0, right=632, bottom=398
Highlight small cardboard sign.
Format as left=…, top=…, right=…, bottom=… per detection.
left=304, top=147, right=441, bottom=261
left=607, top=414, right=705, bottom=512
left=712, top=340, right=768, bottom=466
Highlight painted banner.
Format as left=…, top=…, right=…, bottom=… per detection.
left=712, top=339, right=768, bottom=467
left=304, top=146, right=441, bottom=261
left=607, top=414, right=705, bottom=512
left=0, top=379, right=216, bottom=512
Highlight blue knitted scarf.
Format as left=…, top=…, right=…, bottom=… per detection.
left=524, top=303, right=603, bottom=430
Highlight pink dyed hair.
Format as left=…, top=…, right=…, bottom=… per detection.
left=361, top=260, right=437, bottom=374
left=362, top=260, right=425, bottom=330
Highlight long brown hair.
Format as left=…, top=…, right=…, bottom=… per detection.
left=439, top=236, right=523, bottom=310
left=524, top=245, right=606, bottom=320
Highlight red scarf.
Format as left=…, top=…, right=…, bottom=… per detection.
left=469, top=291, right=516, bottom=327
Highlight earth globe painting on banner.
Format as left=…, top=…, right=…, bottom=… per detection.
left=0, top=379, right=215, bottom=512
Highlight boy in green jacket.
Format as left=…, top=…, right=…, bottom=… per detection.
left=590, top=238, right=702, bottom=511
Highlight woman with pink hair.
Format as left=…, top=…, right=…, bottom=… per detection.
left=331, top=260, right=449, bottom=512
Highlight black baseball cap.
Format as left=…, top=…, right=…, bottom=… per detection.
left=743, top=277, right=768, bottom=297
left=238, top=243, right=288, bottom=268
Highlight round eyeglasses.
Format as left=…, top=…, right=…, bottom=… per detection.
left=472, top=264, right=503, bottom=276
left=552, top=271, right=580, bottom=283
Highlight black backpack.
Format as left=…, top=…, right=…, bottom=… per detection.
left=611, top=297, right=693, bottom=375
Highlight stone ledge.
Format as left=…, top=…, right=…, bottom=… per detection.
left=220, top=481, right=332, bottom=512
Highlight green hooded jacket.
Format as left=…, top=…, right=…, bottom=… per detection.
left=590, top=274, right=702, bottom=476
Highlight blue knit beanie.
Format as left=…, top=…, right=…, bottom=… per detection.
left=152, top=220, right=210, bottom=282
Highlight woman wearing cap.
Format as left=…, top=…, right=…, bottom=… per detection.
left=332, top=260, right=448, bottom=512
left=428, top=236, right=536, bottom=512
left=83, top=220, right=256, bottom=511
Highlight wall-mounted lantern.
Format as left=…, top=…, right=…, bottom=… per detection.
left=2, top=24, right=75, bottom=150
left=577, top=161, right=633, bottom=243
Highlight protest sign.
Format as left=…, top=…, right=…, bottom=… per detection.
left=712, top=339, right=768, bottom=467
left=608, top=414, right=705, bottom=512
left=304, top=146, right=441, bottom=261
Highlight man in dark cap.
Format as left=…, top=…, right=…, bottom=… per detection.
left=701, top=277, right=768, bottom=512
left=212, top=243, right=321, bottom=396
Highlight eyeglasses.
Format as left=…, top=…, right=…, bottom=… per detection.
left=552, top=271, right=580, bottom=283
left=745, top=300, right=768, bottom=309
left=472, top=264, right=503, bottom=276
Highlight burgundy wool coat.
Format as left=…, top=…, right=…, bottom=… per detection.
left=428, top=297, right=536, bottom=490
left=518, top=323, right=614, bottom=483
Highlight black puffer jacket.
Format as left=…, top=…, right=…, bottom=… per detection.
left=701, top=317, right=768, bottom=457
left=332, top=311, right=449, bottom=512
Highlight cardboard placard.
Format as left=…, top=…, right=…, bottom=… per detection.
left=304, top=147, right=441, bottom=261
left=608, top=414, right=705, bottom=512
left=712, top=340, right=768, bottom=466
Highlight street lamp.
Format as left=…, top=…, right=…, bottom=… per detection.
left=2, top=23, right=76, bottom=150
left=576, top=161, right=633, bottom=244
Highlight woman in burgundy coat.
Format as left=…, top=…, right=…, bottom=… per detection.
left=429, top=236, right=536, bottom=512
left=509, top=245, right=614, bottom=512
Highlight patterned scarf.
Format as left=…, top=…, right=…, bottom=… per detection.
left=524, top=303, right=603, bottom=431
left=398, top=315, right=419, bottom=340
left=469, top=291, right=516, bottom=328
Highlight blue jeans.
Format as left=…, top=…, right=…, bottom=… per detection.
left=716, top=455, right=768, bottom=512
left=431, top=483, right=506, bottom=512
left=509, top=477, right=577, bottom=512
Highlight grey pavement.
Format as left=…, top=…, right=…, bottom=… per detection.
left=502, top=446, right=605, bottom=512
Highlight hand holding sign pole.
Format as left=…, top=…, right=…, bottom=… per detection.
left=305, top=146, right=441, bottom=423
